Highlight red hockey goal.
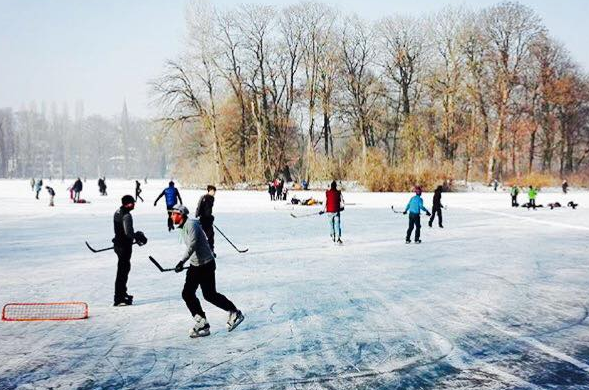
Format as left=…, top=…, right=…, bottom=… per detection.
left=2, top=302, right=89, bottom=321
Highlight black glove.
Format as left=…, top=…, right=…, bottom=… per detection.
left=153, top=201, right=157, bottom=206
left=403, top=211, right=407, bottom=215
left=175, top=261, right=185, bottom=273
left=426, top=212, right=432, bottom=217
left=319, top=211, right=325, bottom=215
left=134, top=231, right=148, bottom=246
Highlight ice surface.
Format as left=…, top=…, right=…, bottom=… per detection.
left=1, top=179, right=588, bottom=389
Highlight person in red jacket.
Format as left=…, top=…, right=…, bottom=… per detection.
left=323, top=180, right=345, bottom=244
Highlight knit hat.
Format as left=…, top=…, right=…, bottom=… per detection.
left=414, top=186, right=422, bottom=195
left=171, top=204, right=189, bottom=216
left=121, top=195, right=135, bottom=205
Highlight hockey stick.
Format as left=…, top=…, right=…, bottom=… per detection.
left=391, top=206, right=404, bottom=214
left=290, top=211, right=323, bottom=218
left=148, top=256, right=188, bottom=272
left=85, top=241, right=138, bottom=253
left=214, top=224, right=249, bottom=253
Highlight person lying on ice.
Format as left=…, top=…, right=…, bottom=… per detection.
left=171, top=204, right=244, bottom=338
left=403, top=186, right=431, bottom=244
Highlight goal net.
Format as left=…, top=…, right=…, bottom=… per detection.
left=2, top=302, right=89, bottom=321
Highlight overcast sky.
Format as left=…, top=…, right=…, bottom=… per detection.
left=0, top=0, right=587, bottom=118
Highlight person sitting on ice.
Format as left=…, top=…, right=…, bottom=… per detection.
left=567, top=201, right=578, bottom=210
left=403, top=186, right=431, bottom=244
left=548, top=202, right=562, bottom=210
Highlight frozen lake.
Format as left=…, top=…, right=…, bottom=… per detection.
left=1, top=179, right=588, bottom=389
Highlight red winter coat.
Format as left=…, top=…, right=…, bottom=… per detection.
left=325, top=189, right=342, bottom=213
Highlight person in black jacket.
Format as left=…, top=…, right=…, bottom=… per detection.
left=135, top=180, right=144, bottom=202
left=45, top=186, right=55, bottom=207
left=428, top=185, right=444, bottom=228
left=112, top=195, right=147, bottom=306
left=196, top=185, right=216, bottom=256
left=73, top=178, right=83, bottom=202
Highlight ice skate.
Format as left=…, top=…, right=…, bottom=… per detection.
left=189, top=315, right=211, bottom=338
left=227, top=310, right=244, bottom=332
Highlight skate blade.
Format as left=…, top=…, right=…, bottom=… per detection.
left=227, top=315, right=244, bottom=332
left=189, top=329, right=211, bottom=338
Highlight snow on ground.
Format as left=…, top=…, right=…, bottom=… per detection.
left=1, top=179, right=589, bottom=390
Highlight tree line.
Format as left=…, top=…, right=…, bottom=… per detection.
left=153, top=0, right=589, bottom=189
left=0, top=102, right=168, bottom=179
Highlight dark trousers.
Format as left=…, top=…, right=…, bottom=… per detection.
left=200, top=217, right=215, bottom=252
left=182, top=260, right=237, bottom=318
left=429, top=207, right=443, bottom=227
left=406, top=213, right=421, bottom=241
left=114, top=245, right=132, bottom=301
left=529, top=199, right=536, bottom=207
left=511, top=195, right=518, bottom=207
left=166, top=208, right=174, bottom=231
left=136, top=191, right=144, bottom=202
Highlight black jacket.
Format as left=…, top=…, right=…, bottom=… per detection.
left=433, top=190, right=443, bottom=209
left=196, top=194, right=214, bottom=220
left=113, top=207, right=134, bottom=247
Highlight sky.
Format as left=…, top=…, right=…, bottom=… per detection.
left=0, top=0, right=588, bottom=118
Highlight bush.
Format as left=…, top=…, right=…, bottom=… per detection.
left=504, top=172, right=559, bottom=188
left=355, top=148, right=454, bottom=192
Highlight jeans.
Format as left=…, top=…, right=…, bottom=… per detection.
left=327, top=212, right=341, bottom=239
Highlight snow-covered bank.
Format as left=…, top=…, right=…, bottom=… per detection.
left=1, top=179, right=588, bottom=389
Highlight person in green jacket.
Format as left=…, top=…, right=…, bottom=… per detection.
left=510, top=186, right=519, bottom=207
left=528, top=186, right=538, bottom=208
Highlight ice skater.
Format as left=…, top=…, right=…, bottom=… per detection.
left=72, top=177, right=83, bottom=202
left=135, top=180, right=144, bottom=202
left=171, top=204, right=244, bottom=338
left=323, top=180, right=344, bottom=244
left=195, top=185, right=216, bottom=256
left=428, top=185, right=444, bottom=228
left=45, top=186, right=55, bottom=206
left=34, top=179, right=43, bottom=199
left=154, top=181, right=183, bottom=231
left=112, top=195, right=148, bottom=306
left=510, top=185, right=519, bottom=207
left=527, top=186, right=538, bottom=209
left=404, top=186, right=431, bottom=244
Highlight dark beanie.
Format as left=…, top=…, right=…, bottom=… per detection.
left=121, top=195, right=135, bottom=205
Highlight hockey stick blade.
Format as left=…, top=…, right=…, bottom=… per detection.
left=213, top=225, right=249, bottom=253
left=148, top=256, right=188, bottom=272
left=85, top=241, right=114, bottom=253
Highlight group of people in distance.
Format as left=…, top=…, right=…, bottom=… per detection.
left=268, top=178, right=288, bottom=201
left=316, top=181, right=445, bottom=245
left=115, top=181, right=244, bottom=338
left=509, top=181, right=577, bottom=210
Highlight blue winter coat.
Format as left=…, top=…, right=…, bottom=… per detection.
left=405, top=195, right=429, bottom=215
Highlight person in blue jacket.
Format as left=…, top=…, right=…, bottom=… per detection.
left=403, top=186, right=431, bottom=244
left=154, top=181, right=183, bottom=231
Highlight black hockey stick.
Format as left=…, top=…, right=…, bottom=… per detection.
left=85, top=241, right=138, bottom=253
left=214, top=224, right=249, bottom=253
left=148, top=256, right=188, bottom=272
left=290, top=210, right=323, bottom=218
left=391, top=206, right=404, bottom=214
